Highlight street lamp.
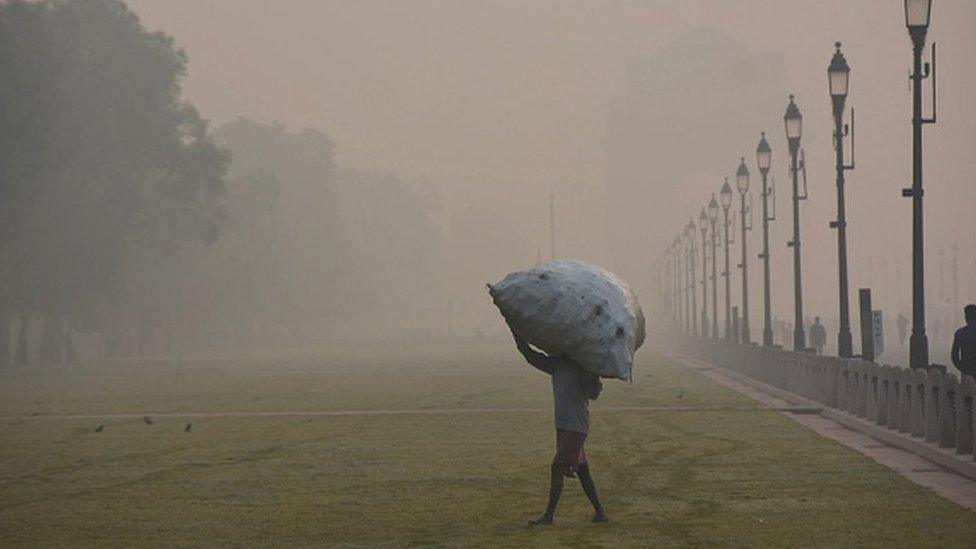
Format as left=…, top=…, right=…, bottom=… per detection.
left=708, top=194, right=720, bottom=340
left=736, top=157, right=752, bottom=344
left=699, top=207, right=710, bottom=338
left=668, top=237, right=681, bottom=327
left=674, top=232, right=685, bottom=332
left=720, top=179, right=733, bottom=340
left=757, top=132, right=774, bottom=347
left=828, top=42, right=855, bottom=358
left=904, top=0, right=936, bottom=369
left=905, top=0, right=932, bottom=31
left=784, top=94, right=807, bottom=352
left=686, top=220, right=697, bottom=336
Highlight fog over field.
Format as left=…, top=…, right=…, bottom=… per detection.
left=122, top=0, right=976, bottom=354
left=3, top=2, right=976, bottom=545
left=0, top=0, right=971, bottom=360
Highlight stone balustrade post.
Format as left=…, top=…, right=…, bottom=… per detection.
left=898, top=368, right=912, bottom=433
left=960, top=376, right=975, bottom=455
left=840, top=364, right=851, bottom=412
left=911, top=368, right=927, bottom=438
left=940, top=374, right=958, bottom=449
left=877, top=366, right=890, bottom=427
left=925, top=370, right=942, bottom=443
left=865, top=364, right=879, bottom=421
left=854, top=364, right=864, bottom=415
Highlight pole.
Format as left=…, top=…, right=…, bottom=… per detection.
left=907, top=25, right=931, bottom=369
left=790, top=142, right=806, bottom=352
left=701, top=229, right=709, bottom=338
left=740, top=191, right=751, bottom=344
left=723, top=208, right=732, bottom=340
left=711, top=222, right=719, bottom=339
left=685, top=240, right=691, bottom=334
left=859, top=288, right=875, bottom=363
left=673, top=248, right=680, bottom=327
left=690, top=239, right=698, bottom=336
left=833, top=96, right=853, bottom=358
left=761, top=170, right=773, bottom=347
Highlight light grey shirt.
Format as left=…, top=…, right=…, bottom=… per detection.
left=552, top=359, right=590, bottom=434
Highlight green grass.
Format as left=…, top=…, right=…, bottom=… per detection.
left=1, top=341, right=974, bottom=547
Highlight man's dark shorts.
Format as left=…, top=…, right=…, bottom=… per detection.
left=554, top=429, right=587, bottom=477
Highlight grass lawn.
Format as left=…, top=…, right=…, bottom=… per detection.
left=1, top=340, right=974, bottom=547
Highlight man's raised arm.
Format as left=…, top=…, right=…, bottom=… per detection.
left=511, top=330, right=556, bottom=375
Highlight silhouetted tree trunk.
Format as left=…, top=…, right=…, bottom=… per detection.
left=0, top=307, right=10, bottom=367
left=38, top=312, right=63, bottom=365
left=14, top=309, right=30, bottom=366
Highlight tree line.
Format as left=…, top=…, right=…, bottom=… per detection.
left=0, top=0, right=442, bottom=365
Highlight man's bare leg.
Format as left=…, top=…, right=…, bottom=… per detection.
left=577, top=462, right=609, bottom=522
left=528, top=464, right=564, bottom=525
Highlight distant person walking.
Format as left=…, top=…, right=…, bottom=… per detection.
left=952, top=304, right=976, bottom=379
left=511, top=329, right=609, bottom=525
left=809, top=317, right=827, bottom=355
left=897, top=313, right=909, bottom=349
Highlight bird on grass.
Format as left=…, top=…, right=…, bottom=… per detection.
left=184, top=423, right=192, bottom=432
left=675, top=389, right=685, bottom=399
left=143, top=416, right=154, bottom=425
left=94, top=425, right=104, bottom=432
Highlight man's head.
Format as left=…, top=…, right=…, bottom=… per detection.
left=814, top=316, right=821, bottom=324
left=966, top=304, right=976, bottom=326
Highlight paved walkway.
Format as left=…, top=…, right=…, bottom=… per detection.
left=677, top=353, right=976, bottom=512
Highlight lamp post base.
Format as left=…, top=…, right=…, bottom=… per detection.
left=794, top=328, right=806, bottom=353
left=837, top=330, right=853, bottom=358
left=910, top=332, right=929, bottom=369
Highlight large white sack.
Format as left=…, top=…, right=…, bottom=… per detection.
left=488, top=259, right=645, bottom=381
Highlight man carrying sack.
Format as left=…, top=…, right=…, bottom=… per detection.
left=489, top=260, right=645, bottom=526
left=511, top=329, right=609, bottom=526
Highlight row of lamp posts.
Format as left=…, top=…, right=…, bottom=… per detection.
left=656, top=0, right=936, bottom=365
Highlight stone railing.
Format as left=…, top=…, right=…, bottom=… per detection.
left=679, top=337, right=975, bottom=459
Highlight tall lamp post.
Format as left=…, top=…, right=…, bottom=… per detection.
left=675, top=237, right=683, bottom=331
left=668, top=239, right=676, bottom=328
left=736, top=157, right=752, bottom=344
left=676, top=239, right=683, bottom=330
left=720, top=180, right=734, bottom=340
left=904, top=0, right=935, bottom=369
left=784, top=94, right=807, bottom=352
left=671, top=236, right=681, bottom=331
left=757, top=133, right=774, bottom=347
left=828, top=42, right=855, bottom=358
left=699, top=208, right=710, bottom=338
left=686, top=221, right=697, bottom=336
left=708, top=195, right=720, bottom=340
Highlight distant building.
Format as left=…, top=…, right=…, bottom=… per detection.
left=606, top=29, right=785, bottom=282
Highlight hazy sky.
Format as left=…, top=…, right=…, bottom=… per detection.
left=127, top=0, right=976, bottom=348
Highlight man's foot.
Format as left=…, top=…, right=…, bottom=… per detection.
left=591, top=513, right=610, bottom=523
left=528, top=515, right=553, bottom=526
